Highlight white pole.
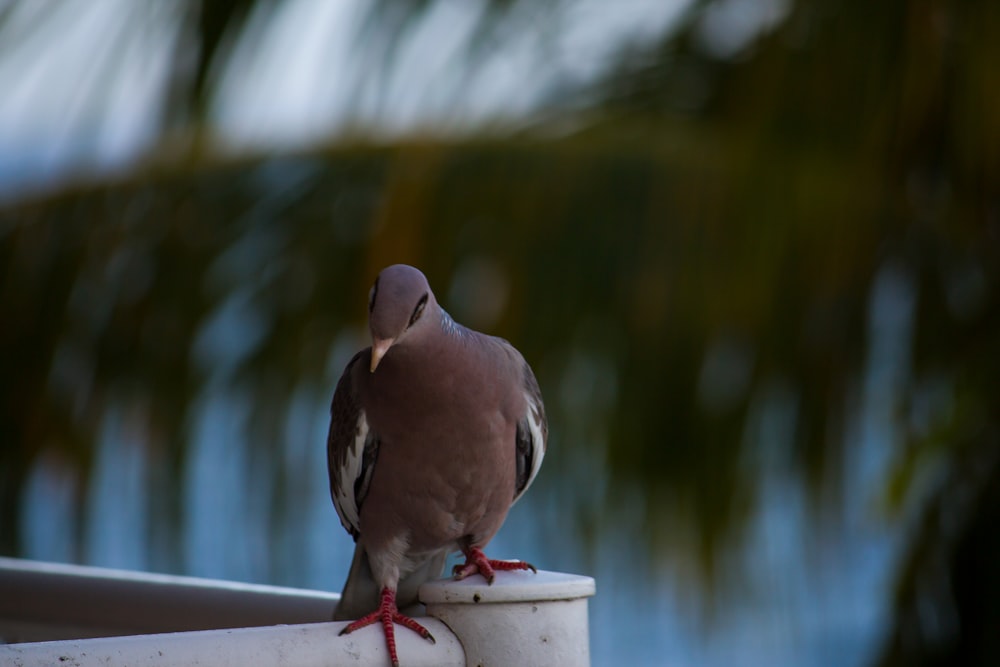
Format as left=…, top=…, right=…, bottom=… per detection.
left=0, top=619, right=465, bottom=667
left=0, top=559, right=596, bottom=667
left=421, top=569, right=596, bottom=667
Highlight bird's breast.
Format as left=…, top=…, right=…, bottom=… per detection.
left=357, top=347, right=518, bottom=550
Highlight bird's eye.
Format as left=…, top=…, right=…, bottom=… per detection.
left=408, top=294, right=428, bottom=327
left=368, top=279, right=378, bottom=313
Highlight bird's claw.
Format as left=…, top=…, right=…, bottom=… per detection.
left=453, top=546, right=537, bottom=584
left=339, top=588, right=434, bottom=666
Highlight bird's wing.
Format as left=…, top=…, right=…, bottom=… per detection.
left=513, top=356, right=548, bottom=505
left=327, top=350, right=379, bottom=540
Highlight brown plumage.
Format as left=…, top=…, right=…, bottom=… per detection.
left=327, top=264, right=547, bottom=666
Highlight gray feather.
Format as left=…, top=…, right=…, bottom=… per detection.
left=333, top=544, right=448, bottom=620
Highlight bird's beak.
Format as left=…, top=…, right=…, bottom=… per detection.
left=370, top=337, right=394, bottom=373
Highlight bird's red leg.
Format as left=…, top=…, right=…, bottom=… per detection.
left=452, top=545, right=537, bottom=584
left=339, top=587, right=434, bottom=667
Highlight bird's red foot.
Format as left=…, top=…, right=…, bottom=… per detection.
left=339, top=587, right=434, bottom=667
left=452, top=545, right=537, bottom=584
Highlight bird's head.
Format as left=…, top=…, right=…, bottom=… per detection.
left=367, top=264, right=437, bottom=372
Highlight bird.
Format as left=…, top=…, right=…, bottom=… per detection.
left=327, top=264, right=547, bottom=667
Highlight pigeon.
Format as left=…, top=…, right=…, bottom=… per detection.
left=327, top=264, right=547, bottom=666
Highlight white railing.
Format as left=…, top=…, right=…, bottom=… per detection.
left=0, top=557, right=595, bottom=667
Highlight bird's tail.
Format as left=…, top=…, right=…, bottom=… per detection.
left=332, top=543, right=448, bottom=621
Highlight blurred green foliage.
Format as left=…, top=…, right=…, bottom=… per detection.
left=1, top=0, right=998, bottom=664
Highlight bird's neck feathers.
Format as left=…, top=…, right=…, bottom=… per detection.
left=438, top=307, right=469, bottom=341
left=381, top=305, right=473, bottom=373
